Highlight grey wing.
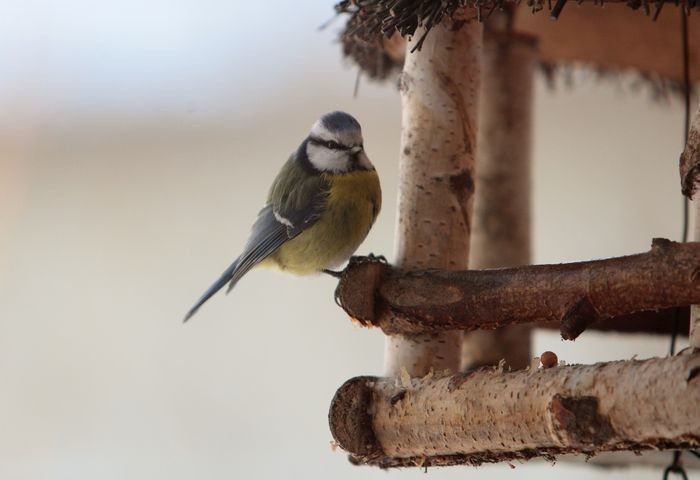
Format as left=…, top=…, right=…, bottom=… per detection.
left=225, top=204, right=294, bottom=292
left=183, top=196, right=325, bottom=322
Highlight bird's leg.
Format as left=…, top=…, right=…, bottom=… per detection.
left=322, top=269, right=343, bottom=278
left=325, top=254, right=388, bottom=279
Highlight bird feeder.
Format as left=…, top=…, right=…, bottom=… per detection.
left=327, top=0, right=700, bottom=472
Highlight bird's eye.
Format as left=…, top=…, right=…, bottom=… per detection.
left=326, top=141, right=339, bottom=149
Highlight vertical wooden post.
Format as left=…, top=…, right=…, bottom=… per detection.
left=462, top=22, right=537, bottom=370
left=683, top=101, right=700, bottom=349
left=385, top=19, right=482, bottom=377
left=691, top=200, right=700, bottom=348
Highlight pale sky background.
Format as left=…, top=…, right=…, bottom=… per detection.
left=0, top=1, right=695, bottom=479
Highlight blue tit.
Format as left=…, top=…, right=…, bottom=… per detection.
left=184, top=111, right=381, bottom=321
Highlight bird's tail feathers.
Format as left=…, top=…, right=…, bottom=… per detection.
left=183, top=259, right=241, bottom=322
left=224, top=261, right=255, bottom=294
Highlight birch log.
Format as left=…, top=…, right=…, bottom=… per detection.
left=385, top=19, right=482, bottom=377
left=681, top=100, right=700, bottom=348
left=693, top=200, right=700, bottom=348
left=463, top=26, right=536, bottom=371
left=329, top=352, right=700, bottom=467
left=336, top=239, right=700, bottom=339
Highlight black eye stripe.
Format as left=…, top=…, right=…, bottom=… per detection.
left=308, top=136, right=349, bottom=151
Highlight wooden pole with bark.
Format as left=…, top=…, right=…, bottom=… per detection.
left=681, top=100, right=700, bottom=349
left=329, top=352, right=700, bottom=467
left=693, top=201, right=700, bottom=348
left=463, top=19, right=536, bottom=371
left=385, top=19, right=482, bottom=377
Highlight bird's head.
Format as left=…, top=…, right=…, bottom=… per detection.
left=304, top=111, right=374, bottom=173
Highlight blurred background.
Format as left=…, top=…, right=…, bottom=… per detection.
left=0, top=1, right=693, bottom=479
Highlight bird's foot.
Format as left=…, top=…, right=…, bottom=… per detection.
left=346, top=253, right=388, bottom=269
left=366, top=253, right=388, bottom=264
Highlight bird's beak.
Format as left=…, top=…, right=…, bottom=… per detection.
left=350, top=145, right=362, bottom=155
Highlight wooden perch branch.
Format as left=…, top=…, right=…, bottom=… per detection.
left=336, top=239, right=700, bottom=340
left=329, top=352, right=700, bottom=468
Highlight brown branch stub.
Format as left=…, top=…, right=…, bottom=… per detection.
left=539, top=307, right=690, bottom=336
left=328, top=354, right=700, bottom=468
left=336, top=240, right=700, bottom=340
left=335, top=257, right=388, bottom=325
left=560, top=296, right=601, bottom=340
left=681, top=101, right=700, bottom=198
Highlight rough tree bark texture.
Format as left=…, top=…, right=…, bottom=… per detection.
left=463, top=26, right=536, bottom=371
left=329, top=352, right=700, bottom=467
left=682, top=100, right=700, bottom=348
left=336, top=239, right=700, bottom=340
left=694, top=200, right=700, bottom=348
left=385, top=20, right=482, bottom=377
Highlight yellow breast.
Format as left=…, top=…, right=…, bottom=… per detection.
left=267, top=169, right=381, bottom=274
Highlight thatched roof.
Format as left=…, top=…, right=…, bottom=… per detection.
left=337, top=1, right=700, bottom=84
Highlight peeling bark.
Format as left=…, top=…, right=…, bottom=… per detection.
left=384, top=19, right=482, bottom=377
left=329, top=353, right=700, bottom=467
left=336, top=239, right=700, bottom=340
left=463, top=25, right=536, bottom=371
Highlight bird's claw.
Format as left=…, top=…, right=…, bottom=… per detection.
left=346, top=253, right=388, bottom=269
left=366, top=253, right=388, bottom=264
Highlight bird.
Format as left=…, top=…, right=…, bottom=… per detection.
left=184, top=111, right=381, bottom=322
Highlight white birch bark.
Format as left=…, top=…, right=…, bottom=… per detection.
left=385, top=19, right=482, bottom=378
left=692, top=201, right=700, bottom=348
left=681, top=100, right=700, bottom=348
left=330, top=353, right=700, bottom=466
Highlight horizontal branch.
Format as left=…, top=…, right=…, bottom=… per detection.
left=335, top=239, right=700, bottom=339
left=329, top=352, right=700, bottom=468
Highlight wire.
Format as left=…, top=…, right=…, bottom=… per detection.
left=664, top=451, right=689, bottom=480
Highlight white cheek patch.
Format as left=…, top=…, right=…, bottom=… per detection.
left=306, top=142, right=349, bottom=173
